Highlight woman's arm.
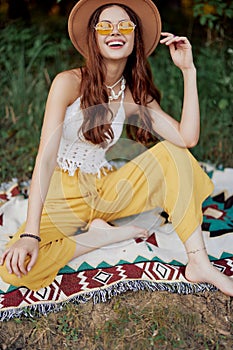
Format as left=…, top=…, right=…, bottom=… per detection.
left=25, top=71, right=80, bottom=234
left=0, top=70, right=81, bottom=277
left=148, top=33, right=200, bottom=148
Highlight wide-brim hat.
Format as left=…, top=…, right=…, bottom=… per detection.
left=68, top=0, right=162, bottom=57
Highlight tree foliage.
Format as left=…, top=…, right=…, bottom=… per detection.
left=193, top=0, right=233, bottom=41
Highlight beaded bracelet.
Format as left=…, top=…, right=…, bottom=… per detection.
left=20, top=233, right=41, bottom=242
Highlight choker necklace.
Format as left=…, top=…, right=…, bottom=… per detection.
left=105, top=76, right=126, bottom=101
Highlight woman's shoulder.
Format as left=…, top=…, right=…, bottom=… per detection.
left=55, top=68, right=81, bottom=83
left=52, top=68, right=82, bottom=105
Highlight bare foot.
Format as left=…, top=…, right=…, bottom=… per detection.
left=185, top=261, right=233, bottom=296
left=72, top=219, right=148, bottom=259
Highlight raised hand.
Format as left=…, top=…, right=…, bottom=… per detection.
left=0, top=238, right=39, bottom=278
left=160, top=32, right=194, bottom=71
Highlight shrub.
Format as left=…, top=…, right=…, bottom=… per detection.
left=0, top=23, right=81, bottom=181
left=150, top=43, right=233, bottom=167
left=1, top=23, right=232, bottom=182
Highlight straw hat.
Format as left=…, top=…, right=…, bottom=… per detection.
left=68, top=0, right=162, bottom=57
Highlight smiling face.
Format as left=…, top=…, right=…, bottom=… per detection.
left=96, top=5, right=135, bottom=61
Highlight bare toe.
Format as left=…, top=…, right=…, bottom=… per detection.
left=136, top=229, right=149, bottom=239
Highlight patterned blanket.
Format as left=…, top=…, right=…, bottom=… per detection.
left=0, top=165, right=232, bottom=321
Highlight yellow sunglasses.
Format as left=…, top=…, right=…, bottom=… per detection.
left=94, top=20, right=136, bottom=35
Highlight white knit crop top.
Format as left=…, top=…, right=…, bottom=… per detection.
left=57, top=94, right=125, bottom=177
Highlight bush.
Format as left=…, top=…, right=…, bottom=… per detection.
left=150, top=43, right=233, bottom=167
left=193, top=0, right=233, bottom=41
left=1, top=23, right=232, bottom=182
left=0, top=23, right=82, bottom=181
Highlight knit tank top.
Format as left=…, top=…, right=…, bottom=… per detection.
left=57, top=94, right=125, bottom=177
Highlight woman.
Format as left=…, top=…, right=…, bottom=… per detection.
left=0, top=0, right=232, bottom=295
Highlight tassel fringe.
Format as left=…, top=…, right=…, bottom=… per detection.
left=0, top=280, right=217, bottom=322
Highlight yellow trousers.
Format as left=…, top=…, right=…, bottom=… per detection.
left=0, top=141, right=214, bottom=290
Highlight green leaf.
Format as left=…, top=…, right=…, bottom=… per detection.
left=225, top=9, right=233, bottom=18
left=200, top=16, right=207, bottom=26
left=218, top=99, right=229, bottom=110
left=208, top=20, right=214, bottom=29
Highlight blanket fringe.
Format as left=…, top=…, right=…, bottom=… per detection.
left=0, top=280, right=217, bottom=322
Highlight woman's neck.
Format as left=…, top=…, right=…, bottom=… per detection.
left=104, top=59, right=127, bottom=86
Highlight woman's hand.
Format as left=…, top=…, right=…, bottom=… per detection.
left=160, top=32, right=194, bottom=71
left=0, top=238, right=39, bottom=278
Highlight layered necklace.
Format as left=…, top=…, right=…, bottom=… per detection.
left=105, top=76, right=126, bottom=101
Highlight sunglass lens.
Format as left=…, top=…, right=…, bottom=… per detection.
left=118, top=21, right=135, bottom=34
left=95, top=21, right=113, bottom=35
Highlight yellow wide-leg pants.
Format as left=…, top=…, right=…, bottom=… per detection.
left=0, top=141, right=214, bottom=290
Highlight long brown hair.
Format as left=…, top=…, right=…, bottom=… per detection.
left=80, top=3, right=161, bottom=147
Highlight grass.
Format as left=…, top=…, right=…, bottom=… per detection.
left=150, top=43, right=233, bottom=167
left=0, top=22, right=82, bottom=181
left=0, top=291, right=232, bottom=349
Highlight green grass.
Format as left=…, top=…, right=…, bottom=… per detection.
left=150, top=43, right=233, bottom=167
left=0, top=23, right=82, bottom=181
left=1, top=291, right=232, bottom=349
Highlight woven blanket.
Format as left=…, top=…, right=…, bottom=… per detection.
left=0, top=165, right=233, bottom=321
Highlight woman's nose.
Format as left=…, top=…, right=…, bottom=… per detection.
left=111, top=23, right=120, bottom=35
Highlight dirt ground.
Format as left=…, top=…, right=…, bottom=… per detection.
left=0, top=290, right=232, bottom=350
